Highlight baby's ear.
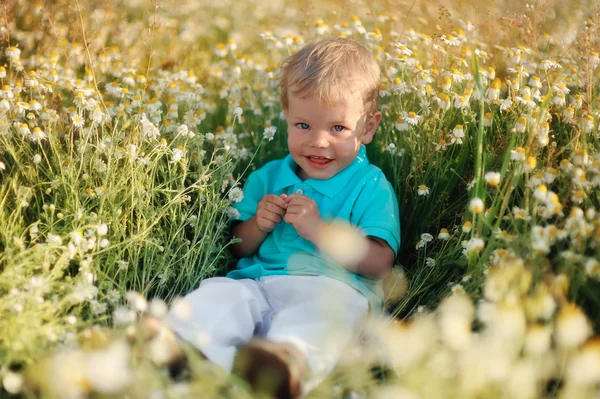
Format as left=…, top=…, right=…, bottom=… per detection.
left=361, top=112, right=382, bottom=145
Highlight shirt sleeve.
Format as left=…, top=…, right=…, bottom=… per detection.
left=232, top=169, right=265, bottom=222
left=350, top=172, right=401, bottom=256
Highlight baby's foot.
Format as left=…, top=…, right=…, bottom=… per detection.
left=138, top=317, right=205, bottom=379
left=233, top=338, right=309, bottom=399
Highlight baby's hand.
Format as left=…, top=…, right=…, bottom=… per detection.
left=284, top=194, right=324, bottom=242
left=255, top=194, right=288, bottom=233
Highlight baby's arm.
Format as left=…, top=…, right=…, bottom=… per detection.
left=230, top=194, right=287, bottom=258
left=314, top=221, right=395, bottom=279
left=284, top=192, right=396, bottom=279
left=344, top=173, right=401, bottom=280
left=354, top=236, right=395, bottom=279
left=230, top=217, right=268, bottom=258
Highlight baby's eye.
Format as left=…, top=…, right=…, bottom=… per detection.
left=332, top=125, right=345, bottom=132
left=297, top=123, right=310, bottom=130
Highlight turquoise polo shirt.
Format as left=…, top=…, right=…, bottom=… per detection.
left=227, top=145, right=400, bottom=310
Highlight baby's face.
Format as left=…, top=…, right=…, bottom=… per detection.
left=285, top=91, right=380, bottom=180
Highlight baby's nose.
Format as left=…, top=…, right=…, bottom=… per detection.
left=310, top=131, right=330, bottom=147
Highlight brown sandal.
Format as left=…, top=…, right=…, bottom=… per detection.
left=233, top=339, right=309, bottom=399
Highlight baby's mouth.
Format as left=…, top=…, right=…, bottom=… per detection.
left=306, top=156, right=332, bottom=168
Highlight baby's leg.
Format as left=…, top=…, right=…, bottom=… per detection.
left=263, top=275, right=369, bottom=393
left=165, top=277, right=271, bottom=372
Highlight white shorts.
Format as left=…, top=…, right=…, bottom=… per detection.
left=166, top=275, right=369, bottom=391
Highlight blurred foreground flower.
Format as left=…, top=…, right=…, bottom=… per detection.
left=26, top=339, right=132, bottom=398
left=356, top=251, right=600, bottom=399
left=382, top=266, right=409, bottom=304
left=317, top=219, right=369, bottom=270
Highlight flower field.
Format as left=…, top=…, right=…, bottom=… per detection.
left=1, top=0, right=600, bottom=397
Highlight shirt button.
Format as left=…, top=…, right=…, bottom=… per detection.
left=295, top=188, right=303, bottom=195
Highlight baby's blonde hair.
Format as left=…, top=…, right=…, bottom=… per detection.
left=279, top=37, right=381, bottom=116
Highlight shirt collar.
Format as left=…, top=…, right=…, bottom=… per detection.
left=273, top=145, right=370, bottom=198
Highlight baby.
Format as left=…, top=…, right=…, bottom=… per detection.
left=166, top=37, right=400, bottom=398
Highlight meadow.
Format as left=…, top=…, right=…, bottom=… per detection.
left=1, top=0, right=600, bottom=397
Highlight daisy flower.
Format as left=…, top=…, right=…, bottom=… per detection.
left=529, top=171, right=544, bottom=187
left=553, top=83, right=570, bottom=95
left=463, top=237, right=485, bottom=255
left=29, top=100, right=42, bottom=112
left=590, top=51, right=600, bottom=68
left=18, top=123, right=30, bottom=136
left=450, top=124, right=465, bottom=145
left=474, top=48, right=489, bottom=60
left=226, top=38, right=237, bottom=51
left=5, top=46, right=21, bottom=62
left=436, top=93, right=451, bottom=110
left=483, top=112, right=493, bottom=127
left=24, top=72, right=38, bottom=88
left=451, top=283, right=467, bottom=296
left=585, top=258, right=600, bottom=277
left=421, top=233, right=434, bottom=243
left=403, top=111, right=422, bottom=125
left=541, top=59, right=562, bottom=71
left=213, top=43, right=228, bottom=57
left=441, top=77, right=452, bottom=91
left=552, top=93, right=566, bottom=106
left=510, top=147, right=526, bottom=161
left=0, top=98, right=9, bottom=113
left=524, top=156, right=537, bottom=172
left=543, top=168, right=558, bottom=184
left=571, top=94, right=583, bottom=109
left=515, top=116, right=527, bottom=133
left=333, top=22, right=352, bottom=36
left=263, top=126, right=277, bottom=141
left=448, top=68, right=464, bottom=83
left=71, top=114, right=85, bottom=128
left=453, top=95, right=469, bottom=109
left=395, top=117, right=408, bottom=131
left=228, top=187, right=244, bottom=203
left=1, top=85, right=13, bottom=100
left=571, top=190, right=584, bottom=204
left=393, top=43, right=412, bottom=56
left=528, top=76, right=542, bottom=88
left=462, top=221, right=473, bottom=233
left=484, top=171, right=501, bottom=187
left=500, top=98, right=513, bottom=111
left=534, top=184, right=548, bottom=202
left=379, top=83, right=389, bottom=98
left=583, top=115, right=594, bottom=133
left=486, top=79, right=501, bottom=101
left=467, top=179, right=477, bottom=191
left=438, top=228, right=450, bottom=240
left=226, top=207, right=241, bottom=220
left=537, top=122, right=550, bottom=146
left=314, top=18, right=329, bottom=36
left=441, top=34, right=461, bottom=46
left=434, top=138, right=448, bottom=151
left=31, top=127, right=46, bottom=141
left=563, top=107, right=575, bottom=121
left=469, top=198, right=484, bottom=214
left=171, top=147, right=185, bottom=164
left=417, top=184, right=430, bottom=196
left=391, top=78, right=410, bottom=94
